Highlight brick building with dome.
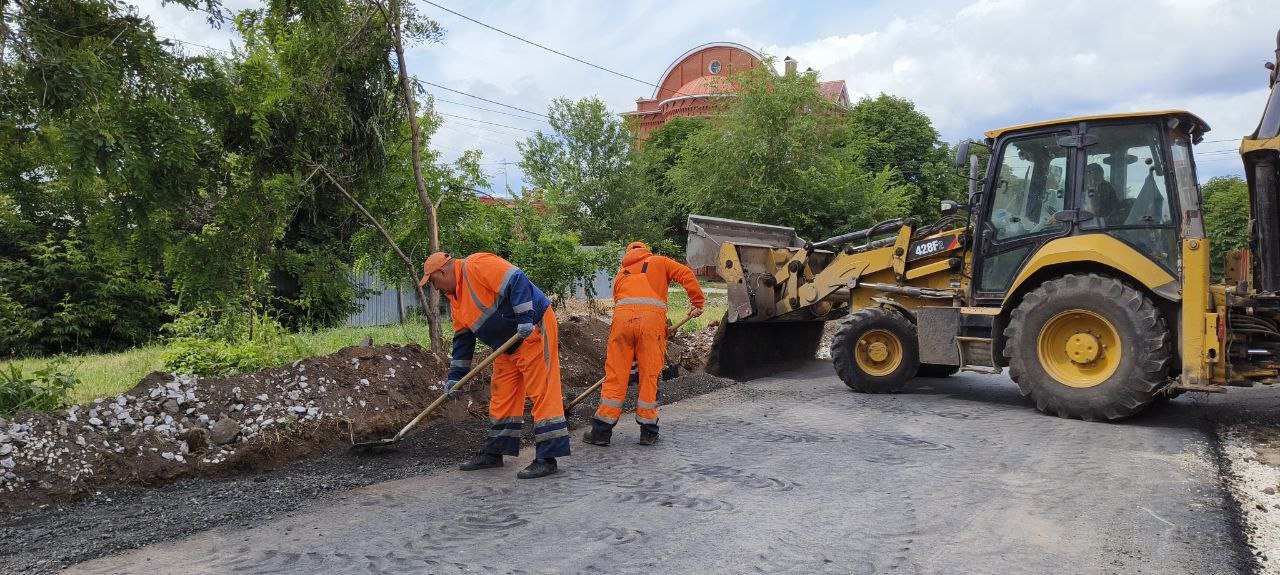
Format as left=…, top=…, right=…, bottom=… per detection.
left=625, top=42, right=850, bottom=139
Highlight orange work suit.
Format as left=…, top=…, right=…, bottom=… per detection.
left=446, top=253, right=569, bottom=459
left=593, top=246, right=706, bottom=431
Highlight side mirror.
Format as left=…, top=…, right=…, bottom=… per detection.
left=954, top=140, right=971, bottom=169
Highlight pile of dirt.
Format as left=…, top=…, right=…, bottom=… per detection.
left=0, top=315, right=724, bottom=514
left=0, top=343, right=452, bottom=512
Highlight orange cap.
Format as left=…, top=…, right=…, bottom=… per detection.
left=626, top=241, right=649, bottom=252
left=418, top=252, right=452, bottom=288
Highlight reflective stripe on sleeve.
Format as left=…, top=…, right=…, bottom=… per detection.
left=512, top=301, right=533, bottom=313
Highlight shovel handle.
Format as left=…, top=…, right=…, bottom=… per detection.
left=566, top=376, right=607, bottom=411
left=391, top=333, right=523, bottom=442
left=567, top=311, right=696, bottom=411
left=667, top=311, right=696, bottom=335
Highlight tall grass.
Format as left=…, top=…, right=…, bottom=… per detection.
left=3, top=321, right=444, bottom=404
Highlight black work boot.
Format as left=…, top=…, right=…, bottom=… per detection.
left=637, top=424, right=659, bottom=446
left=517, top=457, right=558, bottom=479
left=458, top=452, right=503, bottom=471
left=582, top=420, right=613, bottom=446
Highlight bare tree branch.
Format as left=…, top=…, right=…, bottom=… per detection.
left=316, top=164, right=431, bottom=320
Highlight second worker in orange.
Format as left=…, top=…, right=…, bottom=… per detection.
left=583, top=242, right=705, bottom=447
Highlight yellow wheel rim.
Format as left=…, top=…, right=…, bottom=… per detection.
left=854, top=329, right=903, bottom=377
left=1036, top=309, right=1122, bottom=388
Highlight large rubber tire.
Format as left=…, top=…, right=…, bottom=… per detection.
left=1003, top=273, right=1171, bottom=421
left=832, top=308, right=920, bottom=393
left=917, top=364, right=960, bottom=378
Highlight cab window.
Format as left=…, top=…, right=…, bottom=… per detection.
left=1080, top=123, right=1172, bottom=229
left=987, top=133, right=1070, bottom=241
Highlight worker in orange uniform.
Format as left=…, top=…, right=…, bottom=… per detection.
left=582, top=242, right=705, bottom=447
left=419, top=252, right=568, bottom=479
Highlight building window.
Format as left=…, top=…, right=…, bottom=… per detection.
left=708, top=60, right=722, bottom=75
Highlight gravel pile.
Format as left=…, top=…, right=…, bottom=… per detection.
left=0, top=316, right=723, bottom=515
left=0, top=343, right=449, bottom=512
left=1222, top=425, right=1280, bottom=573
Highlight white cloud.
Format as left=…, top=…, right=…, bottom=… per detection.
left=132, top=0, right=1277, bottom=185
left=748, top=0, right=1277, bottom=179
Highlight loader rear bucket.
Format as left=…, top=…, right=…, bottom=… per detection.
left=706, top=317, right=826, bottom=379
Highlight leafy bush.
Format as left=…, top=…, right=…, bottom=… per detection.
left=0, top=234, right=169, bottom=356
left=161, top=309, right=311, bottom=377
left=1203, top=176, right=1250, bottom=278
left=0, top=362, right=78, bottom=417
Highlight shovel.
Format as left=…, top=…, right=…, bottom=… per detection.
left=565, top=311, right=696, bottom=412
left=350, top=334, right=522, bottom=453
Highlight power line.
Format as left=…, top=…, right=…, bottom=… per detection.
left=420, top=1, right=696, bottom=100
left=430, top=95, right=548, bottom=123
left=1199, top=137, right=1248, bottom=144
left=435, top=123, right=522, bottom=149
left=421, top=1, right=657, bottom=88
left=162, top=36, right=232, bottom=55
left=422, top=80, right=548, bottom=119
left=440, top=116, right=530, bottom=140
left=437, top=112, right=537, bottom=134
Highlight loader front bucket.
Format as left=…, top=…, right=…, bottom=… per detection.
left=687, top=214, right=825, bottom=378
left=706, top=317, right=827, bottom=379
left=685, top=214, right=803, bottom=278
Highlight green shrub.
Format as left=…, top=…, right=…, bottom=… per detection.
left=0, top=234, right=169, bottom=356
left=0, top=361, right=78, bottom=416
left=161, top=309, right=311, bottom=377
left=1203, top=176, right=1250, bottom=278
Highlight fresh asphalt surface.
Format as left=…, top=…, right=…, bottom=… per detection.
left=65, top=362, right=1252, bottom=574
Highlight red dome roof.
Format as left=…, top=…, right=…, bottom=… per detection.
left=669, top=75, right=736, bottom=100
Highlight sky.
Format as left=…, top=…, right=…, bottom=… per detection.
left=136, top=0, right=1279, bottom=194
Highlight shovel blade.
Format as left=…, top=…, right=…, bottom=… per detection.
left=349, top=437, right=401, bottom=453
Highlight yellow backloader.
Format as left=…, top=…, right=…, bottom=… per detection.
left=687, top=30, right=1280, bottom=421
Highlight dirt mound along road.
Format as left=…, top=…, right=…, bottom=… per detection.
left=0, top=314, right=718, bottom=514
left=0, top=343, right=454, bottom=513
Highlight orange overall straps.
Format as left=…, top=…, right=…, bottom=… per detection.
left=595, top=255, right=667, bottom=429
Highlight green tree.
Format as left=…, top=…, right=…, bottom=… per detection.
left=842, top=94, right=964, bottom=221
left=0, top=0, right=464, bottom=354
left=625, top=116, right=710, bottom=252
left=667, top=64, right=915, bottom=241
left=1203, top=176, right=1250, bottom=277
left=518, top=97, right=633, bottom=245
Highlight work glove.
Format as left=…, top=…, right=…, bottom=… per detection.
left=689, top=307, right=704, bottom=318
left=509, top=322, right=535, bottom=354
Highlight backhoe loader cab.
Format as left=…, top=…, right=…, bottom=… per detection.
left=688, top=28, right=1280, bottom=421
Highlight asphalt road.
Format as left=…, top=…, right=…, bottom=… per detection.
left=64, top=363, right=1252, bottom=574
